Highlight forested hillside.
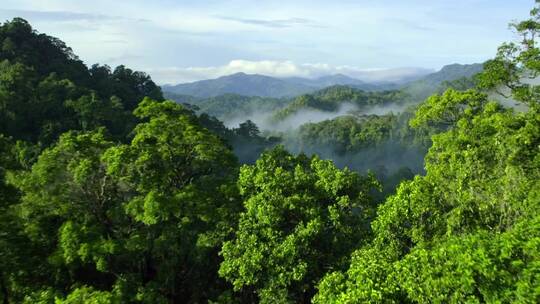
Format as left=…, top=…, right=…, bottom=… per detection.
left=271, top=86, right=410, bottom=121
left=0, top=3, right=539, bottom=303
left=162, top=64, right=478, bottom=99
left=165, top=64, right=481, bottom=135
left=163, top=72, right=315, bottom=98
left=401, top=63, right=483, bottom=101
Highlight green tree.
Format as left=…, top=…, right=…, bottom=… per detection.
left=477, top=3, right=540, bottom=110
left=0, top=18, right=163, bottom=146
left=220, top=147, right=379, bottom=303
left=409, top=89, right=487, bottom=129
left=0, top=135, right=56, bottom=303
left=235, top=120, right=260, bottom=138
left=314, top=4, right=540, bottom=299
left=12, top=99, right=241, bottom=303
left=315, top=89, right=540, bottom=303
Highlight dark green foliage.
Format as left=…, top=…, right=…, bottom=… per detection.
left=10, top=100, right=241, bottom=303
left=273, top=86, right=410, bottom=121
left=166, top=93, right=291, bottom=147
left=0, top=18, right=88, bottom=83
left=187, top=93, right=289, bottom=123
left=0, top=18, right=163, bottom=145
left=195, top=114, right=280, bottom=164
left=287, top=110, right=430, bottom=197
left=295, top=113, right=415, bottom=155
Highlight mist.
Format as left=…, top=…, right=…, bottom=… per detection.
left=357, top=103, right=411, bottom=116
left=487, top=78, right=534, bottom=112
left=225, top=102, right=411, bottom=132
left=221, top=100, right=428, bottom=192
left=281, top=129, right=426, bottom=173
left=282, top=134, right=427, bottom=197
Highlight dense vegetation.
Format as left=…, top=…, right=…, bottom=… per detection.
left=271, top=86, right=410, bottom=122
left=173, top=93, right=289, bottom=126
left=283, top=110, right=430, bottom=197
left=0, top=3, right=539, bottom=303
left=0, top=18, right=163, bottom=146
left=165, top=67, right=480, bottom=131
left=400, top=63, right=483, bottom=102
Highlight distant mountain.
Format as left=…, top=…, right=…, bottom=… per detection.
left=163, top=73, right=406, bottom=98
left=163, top=63, right=484, bottom=130
left=162, top=92, right=201, bottom=104
left=162, top=63, right=483, bottom=100
left=163, top=72, right=314, bottom=98
left=284, top=74, right=383, bottom=91
left=423, top=63, right=483, bottom=84
left=402, top=63, right=484, bottom=100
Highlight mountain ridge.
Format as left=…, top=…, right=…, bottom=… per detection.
left=162, top=63, right=483, bottom=99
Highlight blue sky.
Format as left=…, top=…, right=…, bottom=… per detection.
left=0, top=0, right=534, bottom=84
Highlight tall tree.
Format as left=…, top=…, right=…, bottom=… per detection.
left=220, top=147, right=379, bottom=303
left=12, top=100, right=241, bottom=303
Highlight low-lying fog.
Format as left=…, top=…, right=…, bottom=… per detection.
left=225, top=101, right=426, bottom=177
left=225, top=102, right=409, bottom=132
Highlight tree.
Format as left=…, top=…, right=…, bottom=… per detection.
left=314, top=4, right=540, bottom=299
left=235, top=120, right=260, bottom=138
left=0, top=135, right=19, bottom=304
left=103, top=99, right=240, bottom=302
left=477, top=3, right=540, bottom=110
left=0, top=18, right=163, bottom=146
left=0, top=18, right=89, bottom=83
left=409, top=89, right=487, bottom=128
left=11, top=99, right=241, bottom=303
left=315, top=89, right=540, bottom=303
left=220, top=146, right=379, bottom=303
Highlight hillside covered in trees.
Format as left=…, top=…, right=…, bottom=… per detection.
left=0, top=2, right=539, bottom=303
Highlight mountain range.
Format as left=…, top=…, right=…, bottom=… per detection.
left=162, top=63, right=483, bottom=99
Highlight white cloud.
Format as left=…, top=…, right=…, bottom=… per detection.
left=1, top=0, right=532, bottom=83
left=147, top=60, right=433, bottom=84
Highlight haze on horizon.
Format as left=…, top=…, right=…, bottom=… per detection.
left=0, top=0, right=533, bottom=84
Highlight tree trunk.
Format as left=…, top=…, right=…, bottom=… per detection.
left=0, top=272, right=9, bottom=304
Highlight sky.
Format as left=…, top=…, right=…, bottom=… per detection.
left=0, top=0, right=535, bottom=84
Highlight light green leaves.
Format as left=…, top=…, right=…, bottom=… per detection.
left=220, top=146, right=378, bottom=303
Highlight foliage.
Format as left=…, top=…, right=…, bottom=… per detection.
left=0, top=18, right=163, bottom=145
left=409, top=89, right=487, bottom=128
left=314, top=6, right=540, bottom=302
left=191, top=94, right=289, bottom=123
left=296, top=112, right=417, bottom=155
left=285, top=110, right=429, bottom=197
left=314, top=85, right=540, bottom=304
left=219, top=147, right=379, bottom=303
left=7, top=100, right=241, bottom=303
left=0, top=4, right=539, bottom=303
left=273, top=86, right=410, bottom=121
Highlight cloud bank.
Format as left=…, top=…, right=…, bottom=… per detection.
left=150, top=60, right=433, bottom=85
